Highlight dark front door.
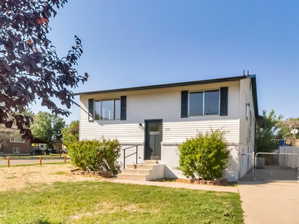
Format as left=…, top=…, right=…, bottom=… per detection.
left=144, top=120, right=162, bottom=160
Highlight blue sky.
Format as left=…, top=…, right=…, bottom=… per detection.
left=31, top=0, right=299, bottom=123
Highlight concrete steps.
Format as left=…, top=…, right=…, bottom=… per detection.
left=118, top=160, right=161, bottom=181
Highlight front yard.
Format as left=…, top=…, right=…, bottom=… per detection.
left=0, top=165, right=243, bottom=224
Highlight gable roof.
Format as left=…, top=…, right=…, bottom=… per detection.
left=75, top=75, right=258, bottom=116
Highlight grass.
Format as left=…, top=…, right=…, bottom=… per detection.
left=0, top=181, right=243, bottom=224
left=50, top=171, right=68, bottom=175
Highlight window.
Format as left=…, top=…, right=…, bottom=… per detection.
left=246, top=103, right=251, bottom=120
left=10, top=137, right=25, bottom=143
left=189, top=90, right=220, bottom=116
left=94, top=99, right=120, bottom=120
left=189, top=92, right=204, bottom=116
left=114, top=99, right=121, bottom=120
left=13, top=146, right=20, bottom=154
left=204, top=90, right=220, bottom=115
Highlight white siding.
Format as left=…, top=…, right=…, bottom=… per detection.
left=239, top=78, right=256, bottom=177
left=163, top=120, right=240, bottom=144
left=80, top=122, right=144, bottom=143
left=80, top=80, right=241, bottom=144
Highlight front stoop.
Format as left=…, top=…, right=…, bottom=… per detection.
left=118, top=160, right=165, bottom=181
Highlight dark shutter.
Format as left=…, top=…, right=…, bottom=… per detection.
left=220, top=87, right=228, bottom=116
left=88, top=98, right=94, bottom=122
left=120, top=96, right=127, bottom=120
left=181, top=91, right=188, bottom=118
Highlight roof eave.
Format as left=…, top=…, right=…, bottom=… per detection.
left=74, top=75, right=247, bottom=96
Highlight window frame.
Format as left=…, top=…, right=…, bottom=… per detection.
left=94, top=98, right=121, bottom=121
left=188, top=89, right=221, bottom=117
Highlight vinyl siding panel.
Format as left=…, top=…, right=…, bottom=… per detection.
left=163, top=119, right=240, bottom=144
left=80, top=122, right=144, bottom=143
left=80, top=119, right=240, bottom=144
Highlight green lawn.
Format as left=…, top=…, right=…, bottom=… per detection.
left=0, top=181, right=243, bottom=224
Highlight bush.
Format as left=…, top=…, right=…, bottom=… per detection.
left=68, top=139, right=121, bottom=176
left=179, top=131, right=229, bottom=180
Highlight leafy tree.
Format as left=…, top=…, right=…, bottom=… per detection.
left=0, top=0, right=88, bottom=139
left=256, top=110, right=282, bottom=152
left=30, top=112, right=65, bottom=143
left=277, top=118, right=299, bottom=139
left=62, top=120, right=79, bottom=147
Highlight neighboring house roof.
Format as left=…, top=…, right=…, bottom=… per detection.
left=31, top=138, right=48, bottom=144
left=281, top=120, right=299, bottom=128
left=75, top=75, right=259, bottom=116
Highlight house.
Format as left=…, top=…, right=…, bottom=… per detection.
left=76, top=75, right=258, bottom=181
left=0, top=126, right=32, bottom=155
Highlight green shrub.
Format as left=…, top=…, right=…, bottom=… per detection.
left=179, top=131, right=229, bottom=180
left=68, top=139, right=121, bottom=176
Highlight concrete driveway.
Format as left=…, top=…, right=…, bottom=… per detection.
left=238, top=181, right=299, bottom=224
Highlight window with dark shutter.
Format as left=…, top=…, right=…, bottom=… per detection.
left=204, top=90, right=220, bottom=115
left=181, top=91, right=188, bottom=118
left=88, top=98, right=94, bottom=122
left=189, top=92, right=203, bottom=116
left=120, top=96, right=127, bottom=120
left=220, top=87, right=228, bottom=116
left=94, top=99, right=120, bottom=120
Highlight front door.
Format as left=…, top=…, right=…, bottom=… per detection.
left=144, top=120, right=162, bottom=160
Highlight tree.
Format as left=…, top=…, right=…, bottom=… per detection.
left=30, top=112, right=65, bottom=143
left=256, top=110, right=282, bottom=152
left=62, top=120, right=79, bottom=147
left=277, top=118, right=299, bottom=139
left=0, top=0, right=88, bottom=139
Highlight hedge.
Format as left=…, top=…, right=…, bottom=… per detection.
left=68, top=139, right=121, bottom=176
left=179, top=131, right=229, bottom=180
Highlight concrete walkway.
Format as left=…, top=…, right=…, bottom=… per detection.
left=238, top=181, right=299, bottom=224
left=103, top=178, right=238, bottom=193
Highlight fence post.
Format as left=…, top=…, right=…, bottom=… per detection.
left=64, top=155, right=67, bottom=163
left=39, top=156, right=42, bottom=166
left=7, top=157, right=10, bottom=167
left=252, top=152, right=255, bottom=179
left=136, top=145, right=138, bottom=164
left=123, top=148, right=126, bottom=169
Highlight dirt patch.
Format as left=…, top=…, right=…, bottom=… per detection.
left=0, top=164, right=101, bottom=192
left=69, top=201, right=159, bottom=221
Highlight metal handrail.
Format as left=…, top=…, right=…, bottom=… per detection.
left=122, top=144, right=141, bottom=169
left=255, top=152, right=299, bottom=156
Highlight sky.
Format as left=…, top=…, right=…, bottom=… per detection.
left=31, top=0, right=299, bottom=123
